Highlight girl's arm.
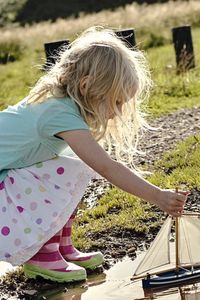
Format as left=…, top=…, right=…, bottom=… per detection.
left=57, top=130, right=187, bottom=216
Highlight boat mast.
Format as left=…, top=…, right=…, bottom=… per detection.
left=175, top=216, right=180, bottom=272
left=175, top=187, right=180, bottom=272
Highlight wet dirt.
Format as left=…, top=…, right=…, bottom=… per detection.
left=2, top=255, right=200, bottom=299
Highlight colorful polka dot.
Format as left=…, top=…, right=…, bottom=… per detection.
left=37, top=234, right=44, bottom=241
left=50, top=222, right=57, bottom=229
left=57, top=167, right=64, bottom=175
left=42, top=173, right=51, bottom=180
left=30, top=202, right=37, bottom=210
left=54, top=185, right=60, bottom=189
left=5, top=253, right=11, bottom=258
left=2, top=207, right=6, bottom=212
left=25, top=187, right=32, bottom=195
left=53, top=212, right=58, bottom=218
left=39, top=185, right=46, bottom=192
left=7, top=196, right=12, bottom=204
left=52, top=156, right=59, bottom=160
left=36, top=162, right=43, bottom=168
left=17, top=206, right=24, bottom=213
left=12, top=218, right=18, bottom=224
left=16, top=193, right=21, bottom=199
left=1, top=226, right=10, bottom=236
left=36, top=218, right=42, bottom=224
left=0, top=182, right=5, bottom=190
left=9, top=177, right=14, bottom=184
left=24, top=228, right=31, bottom=234
left=44, top=199, right=51, bottom=204
left=14, top=239, right=21, bottom=246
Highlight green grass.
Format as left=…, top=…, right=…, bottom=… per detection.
left=146, top=30, right=200, bottom=115
left=0, top=48, right=43, bottom=110
left=0, top=27, right=200, bottom=114
left=150, top=135, right=200, bottom=189
left=73, top=188, right=158, bottom=250
left=72, top=134, right=200, bottom=249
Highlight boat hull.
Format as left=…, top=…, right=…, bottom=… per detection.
left=142, top=267, right=200, bottom=289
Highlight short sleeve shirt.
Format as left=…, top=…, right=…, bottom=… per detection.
left=0, top=97, right=89, bottom=182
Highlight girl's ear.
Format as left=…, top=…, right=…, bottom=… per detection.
left=79, top=76, right=89, bottom=96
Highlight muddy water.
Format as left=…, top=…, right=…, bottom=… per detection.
left=1, top=254, right=200, bottom=300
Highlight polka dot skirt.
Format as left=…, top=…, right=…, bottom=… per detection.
left=0, top=156, right=100, bottom=266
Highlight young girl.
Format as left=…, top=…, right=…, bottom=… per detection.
left=0, top=27, right=188, bottom=283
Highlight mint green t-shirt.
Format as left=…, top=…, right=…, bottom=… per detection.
left=0, top=97, right=89, bottom=182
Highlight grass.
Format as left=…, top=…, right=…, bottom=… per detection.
left=147, top=35, right=200, bottom=115
left=0, top=48, right=42, bottom=110
left=73, top=134, right=200, bottom=249
left=1, top=27, right=200, bottom=113
left=73, top=188, right=158, bottom=250
left=0, top=1, right=200, bottom=113
left=150, top=135, right=200, bottom=188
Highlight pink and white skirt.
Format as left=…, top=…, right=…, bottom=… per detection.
left=0, top=156, right=100, bottom=266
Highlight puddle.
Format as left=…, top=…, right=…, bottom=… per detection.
left=0, top=261, right=17, bottom=276
left=1, top=254, right=200, bottom=299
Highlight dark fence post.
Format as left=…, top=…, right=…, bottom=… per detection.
left=44, top=40, right=70, bottom=69
left=172, top=26, right=195, bottom=72
left=115, top=29, right=136, bottom=48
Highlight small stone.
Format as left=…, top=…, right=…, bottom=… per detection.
left=127, top=246, right=136, bottom=254
left=23, top=289, right=37, bottom=296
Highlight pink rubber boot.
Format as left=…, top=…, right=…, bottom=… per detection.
left=23, top=230, right=86, bottom=282
left=59, top=213, right=104, bottom=269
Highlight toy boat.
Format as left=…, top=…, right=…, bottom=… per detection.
left=132, top=212, right=200, bottom=289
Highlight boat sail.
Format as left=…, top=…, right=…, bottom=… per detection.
left=132, top=213, right=200, bottom=288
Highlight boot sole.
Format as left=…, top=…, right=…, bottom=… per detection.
left=69, top=253, right=104, bottom=270
left=23, top=263, right=86, bottom=283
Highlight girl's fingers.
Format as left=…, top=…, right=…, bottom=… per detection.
left=176, top=191, right=190, bottom=201
left=169, top=208, right=184, bottom=217
left=175, top=193, right=188, bottom=203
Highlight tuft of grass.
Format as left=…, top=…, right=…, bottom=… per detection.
left=150, top=135, right=200, bottom=189
left=0, top=38, right=25, bottom=64
left=143, top=32, right=170, bottom=50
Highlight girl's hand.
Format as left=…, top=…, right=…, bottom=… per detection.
left=156, top=189, right=189, bottom=217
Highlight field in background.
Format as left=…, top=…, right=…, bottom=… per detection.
left=0, top=0, right=200, bottom=113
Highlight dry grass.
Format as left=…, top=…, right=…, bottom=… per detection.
left=0, top=0, right=200, bottom=47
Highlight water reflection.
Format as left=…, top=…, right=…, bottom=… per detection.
left=140, top=283, right=200, bottom=300
left=2, top=255, right=200, bottom=299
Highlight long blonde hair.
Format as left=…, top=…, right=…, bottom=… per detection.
left=27, top=27, right=153, bottom=166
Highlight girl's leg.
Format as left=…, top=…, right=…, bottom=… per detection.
left=23, top=230, right=86, bottom=283
left=59, top=210, right=104, bottom=269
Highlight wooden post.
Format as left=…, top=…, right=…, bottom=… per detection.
left=172, top=26, right=195, bottom=72
left=44, top=40, right=70, bottom=69
left=115, top=29, right=136, bottom=48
